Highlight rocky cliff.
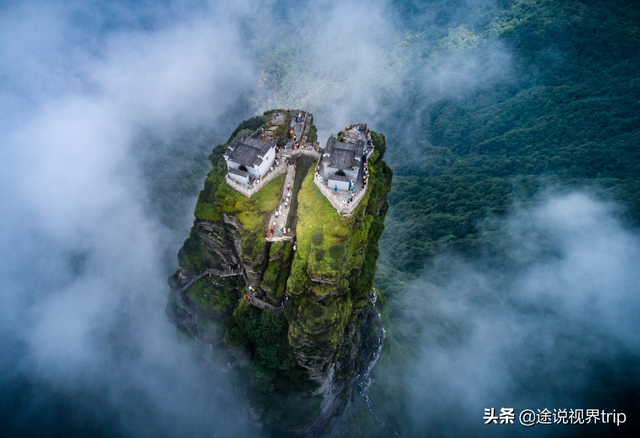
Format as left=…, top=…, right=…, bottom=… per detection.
left=167, top=110, right=392, bottom=436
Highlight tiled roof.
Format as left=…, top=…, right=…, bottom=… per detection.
left=324, top=135, right=365, bottom=169
left=225, top=132, right=276, bottom=167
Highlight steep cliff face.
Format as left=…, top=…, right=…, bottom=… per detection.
left=285, top=134, right=391, bottom=434
left=168, top=111, right=392, bottom=435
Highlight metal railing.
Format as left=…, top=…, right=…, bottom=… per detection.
left=179, top=268, right=242, bottom=293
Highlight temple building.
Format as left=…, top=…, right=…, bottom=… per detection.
left=224, top=132, right=277, bottom=185
left=320, top=134, right=366, bottom=191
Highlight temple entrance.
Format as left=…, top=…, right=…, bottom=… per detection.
left=239, top=165, right=248, bottom=172
left=335, top=169, right=346, bottom=177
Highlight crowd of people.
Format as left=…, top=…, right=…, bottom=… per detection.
left=314, top=166, right=366, bottom=208
left=287, top=109, right=305, bottom=124
left=364, top=130, right=374, bottom=157
left=363, top=162, right=369, bottom=187
left=268, top=222, right=289, bottom=238
left=266, top=183, right=293, bottom=238
left=342, top=193, right=355, bottom=206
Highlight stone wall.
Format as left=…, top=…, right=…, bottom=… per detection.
left=313, top=176, right=368, bottom=216
left=225, top=161, right=288, bottom=197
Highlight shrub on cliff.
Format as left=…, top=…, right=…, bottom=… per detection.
left=224, top=326, right=248, bottom=348
left=236, top=306, right=295, bottom=370
left=311, top=230, right=324, bottom=246
left=328, top=244, right=345, bottom=260
left=307, top=124, right=317, bottom=143
left=370, top=131, right=386, bottom=157
left=227, top=114, right=268, bottom=143
left=177, top=225, right=209, bottom=271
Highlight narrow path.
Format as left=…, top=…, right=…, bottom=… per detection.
left=283, top=110, right=306, bottom=151
left=266, top=163, right=296, bottom=241
left=179, top=267, right=242, bottom=294
left=245, top=289, right=277, bottom=310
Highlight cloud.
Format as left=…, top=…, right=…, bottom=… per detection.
left=0, top=1, right=257, bottom=436
left=396, top=192, right=640, bottom=436
left=247, top=0, right=512, bottom=155
left=248, top=0, right=402, bottom=142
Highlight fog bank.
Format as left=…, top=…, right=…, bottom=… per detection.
left=394, top=192, right=640, bottom=436
left=0, top=1, right=257, bottom=436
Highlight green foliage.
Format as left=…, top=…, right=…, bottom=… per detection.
left=261, top=259, right=282, bottom=292
left=174, top=112, right=393, bottom=433
left=307, top=124, right=317, bottom=143
left=378, top=0, right=640, bottom=276
left=243, top=309, right=295, bottom=370
left=327, top=244, right=345, bottom=260
left=213, top=172, right=285, bottom=261
left=250, top=359, right=277, bottom=392
left=273, top=111, right=293, bottom=139
left=362, top=2, right=640, bottom=435
left=184, top=130, right=286, bottom=264
left=270, top=241, right=284, bottom=256
left=177, top=225, right=210, bottom=272
left=224, top=326, right=248, bottom=347
left=193, top=201, right=220, bottom=222
left=370, top=131, right=386, bottom=158
left=183, top=275, right=242, bottom=316
left=171, top=0, right=640, bottom=433
left=284, top=144, right=392, bottom=369
left=311, top=230, right=324, bottom=246
left=227, top=114, right=268, bottom=143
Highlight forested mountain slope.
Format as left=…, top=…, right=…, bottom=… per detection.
left=379, top=0, right=640, bottom=278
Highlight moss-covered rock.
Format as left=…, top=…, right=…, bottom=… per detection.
left=169, top=112, right=392, bottom=435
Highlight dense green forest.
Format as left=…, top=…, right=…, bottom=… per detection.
left=377, top=0, right=640, bottom=282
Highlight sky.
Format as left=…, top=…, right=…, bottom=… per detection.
left=1, top=0, right=638, bottom=437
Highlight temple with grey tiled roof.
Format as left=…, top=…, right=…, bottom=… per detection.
left=224, top=132, right=277, bottom=185
left=312, top=123, right=376, bottom=215
left=320, top=134, right=366, bottom=191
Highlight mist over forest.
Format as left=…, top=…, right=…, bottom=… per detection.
left=1, top=0, right=639, bottom=437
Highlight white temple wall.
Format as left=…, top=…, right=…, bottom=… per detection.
left=256, top=147, right=276, bottom=177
